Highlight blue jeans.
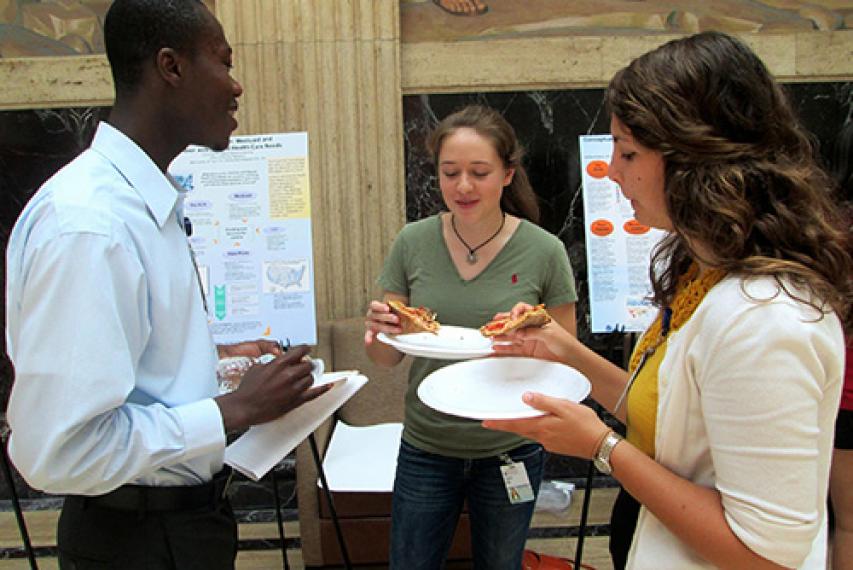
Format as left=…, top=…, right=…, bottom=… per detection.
left=390, top=440, right=544, bottom=570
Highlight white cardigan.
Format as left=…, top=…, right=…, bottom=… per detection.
left=625, top=276, right=844, bottom=570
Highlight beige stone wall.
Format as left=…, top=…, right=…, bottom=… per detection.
left=401, top=31, right=853, bottom=93
left=0, top=1, right=851, bottom=319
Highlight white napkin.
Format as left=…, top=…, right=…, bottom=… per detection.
left=224, top=371, right=368, bottom=480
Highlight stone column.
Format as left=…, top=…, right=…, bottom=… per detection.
left=217, top=0, right=406, bottom=322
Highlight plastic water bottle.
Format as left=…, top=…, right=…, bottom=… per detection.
left=216, top=354, right=323, bottom=394
left=216, top=354, right=276, bottom=394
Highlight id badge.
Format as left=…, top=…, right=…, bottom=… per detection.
left=499, top=454, right=534, bottom=504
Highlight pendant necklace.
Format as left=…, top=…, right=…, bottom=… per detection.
left=451, top=211, right=506, bottom=265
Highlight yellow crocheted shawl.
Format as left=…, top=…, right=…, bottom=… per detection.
left=629, top=264, right=727, bottom=373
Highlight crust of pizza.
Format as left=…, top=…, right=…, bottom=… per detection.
left=479, top=304, right=551, bottom=337
left=388, top=300, right=441, bottom=334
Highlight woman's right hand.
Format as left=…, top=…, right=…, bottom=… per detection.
left=492, top=302, right=583, bottom=366
left=364, top=299, right=402, bottom=345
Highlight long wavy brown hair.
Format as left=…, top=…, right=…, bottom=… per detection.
left=606, top=31, right=852, bottom=331
left=427, top=105, right=540, bottom=224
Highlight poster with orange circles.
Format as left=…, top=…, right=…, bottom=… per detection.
left=169, top=132, right=317, bottom=345
left=579, top=135, right=666, bottom=333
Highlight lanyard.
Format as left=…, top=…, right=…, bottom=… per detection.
left=179, top=214, right=208, bottom=314
left=187, top=243, right=208, bottom=314
left=614, top=306, right=672, bottom=415
left=614, top=348, right=652, bottom=414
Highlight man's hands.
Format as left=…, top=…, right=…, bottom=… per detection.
left=215, top=344, right=331, bottom=432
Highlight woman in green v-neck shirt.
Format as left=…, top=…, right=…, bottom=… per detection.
left=364, top=105, right=577, bottom=569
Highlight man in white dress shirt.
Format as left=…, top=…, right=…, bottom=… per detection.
left=4, top=1, right=330, bottom=568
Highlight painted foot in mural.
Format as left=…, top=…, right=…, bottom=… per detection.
left=432, top=0, right=488, bottom=16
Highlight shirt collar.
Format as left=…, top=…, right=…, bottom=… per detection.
left=90, top=121, right=182, bottom=229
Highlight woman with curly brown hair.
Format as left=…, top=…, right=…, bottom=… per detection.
left=484, top=31, right=851, bottom=569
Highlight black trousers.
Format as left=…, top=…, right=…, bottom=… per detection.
left=609, top=486, right=641, bottom=570
left=57, top=495, right=238, bottom=570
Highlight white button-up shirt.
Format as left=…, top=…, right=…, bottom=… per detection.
left=6, top=122, right=225, bottom=494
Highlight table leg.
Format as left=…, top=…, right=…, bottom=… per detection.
left=1, top=436, right=38, bottom=570
left=574, top=459, right=595, bottom=569
left=270, top=468, right=290, bottom=570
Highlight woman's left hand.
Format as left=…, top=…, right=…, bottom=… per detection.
left=483, top=393, right=610, bottom=460
left=490, top=303, right=581, bottom=365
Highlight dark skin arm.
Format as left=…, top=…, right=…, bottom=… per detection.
left=214, top=344, right=331, bottom=432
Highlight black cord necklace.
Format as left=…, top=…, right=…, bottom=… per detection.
left=451, top=211, right=506, bottom=265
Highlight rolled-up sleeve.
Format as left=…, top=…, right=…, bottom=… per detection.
left=697, top=301, right=842, bottom=567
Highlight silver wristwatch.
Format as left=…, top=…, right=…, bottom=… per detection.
left=593, top=431, right=623, bottom=475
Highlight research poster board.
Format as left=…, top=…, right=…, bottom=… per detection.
left=579, top=135, right=667, bottom=333
left=169, top=132, right=317, bottom=345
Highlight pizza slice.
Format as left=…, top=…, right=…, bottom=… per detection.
left=388, top=300, right=441, bottom=334
left=479, top=304, right=551, bottom=337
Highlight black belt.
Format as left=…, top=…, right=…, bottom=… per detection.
left=81, top=467, right=233, bottom=513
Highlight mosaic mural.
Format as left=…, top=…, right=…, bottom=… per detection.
left=402, top=0, right=853, bottom=42
left=2, top=1, right=851, bottom=58
left=0, top=0, right=215, bottom=57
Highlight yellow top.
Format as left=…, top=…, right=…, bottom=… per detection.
left=626, top=341, right=666, bottom=457
left=625, top=265, right=727, bottom=458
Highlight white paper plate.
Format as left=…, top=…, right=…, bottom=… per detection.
left=377, top=325, right=493, bottom=360
left=418, top=357, right=591, bottom=419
